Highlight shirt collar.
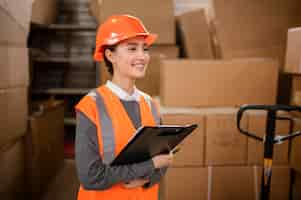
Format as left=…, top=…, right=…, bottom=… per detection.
left=105, top=80, right=141, bottom=102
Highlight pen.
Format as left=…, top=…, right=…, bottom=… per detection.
left=171, top=147, right=181, bottom=154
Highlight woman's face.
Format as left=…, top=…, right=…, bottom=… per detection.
left=108, top=36, right=150, bottom=80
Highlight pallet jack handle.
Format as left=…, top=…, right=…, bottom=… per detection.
left=236, top=104, right=301, bottom=200
left=237, top=104, right=301, bottom=143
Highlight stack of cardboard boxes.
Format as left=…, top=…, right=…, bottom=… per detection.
left=208, top=0, right=301, bottom=104
left=0, top=0, right=32, bottom=199
left=158, top=0, right=296, bottom=199
left=207, top=0, right=301, bottom=64
left=284, top=27, right=301, bottom=200
left=160, top=76, right=291, bottom=199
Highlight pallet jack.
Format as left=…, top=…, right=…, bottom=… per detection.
left=237, top=105, right=301, bottom=200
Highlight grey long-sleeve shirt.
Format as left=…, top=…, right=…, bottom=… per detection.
left=75, top=100, right=166, bottom=190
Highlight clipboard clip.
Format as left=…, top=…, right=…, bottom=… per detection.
left=158, top=127, right=183, bottom=136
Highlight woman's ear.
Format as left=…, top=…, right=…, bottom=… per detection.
left=105, top=48, right=115, bottom=63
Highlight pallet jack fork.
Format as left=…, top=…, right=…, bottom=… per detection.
left=237, top=105, right=301, bottom=200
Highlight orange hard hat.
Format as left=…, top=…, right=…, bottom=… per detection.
left=94, top=15, right=157, bottom=61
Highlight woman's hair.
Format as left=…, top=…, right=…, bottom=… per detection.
left=103, top=45, right=116, bottom=76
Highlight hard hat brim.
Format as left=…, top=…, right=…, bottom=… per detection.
left=94, top=33, right=158, bottom=62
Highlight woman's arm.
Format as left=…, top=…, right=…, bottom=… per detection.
left=75, top=112, right=156, bottom=190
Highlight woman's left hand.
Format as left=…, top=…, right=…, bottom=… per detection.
left=123, top=179, right=149, bottom=189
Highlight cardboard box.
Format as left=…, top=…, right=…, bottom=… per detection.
left=205, top=108, right=248, bottom=166
left=31, top=0, right=58, bottom=25
left=208, top=0, right=301, bottom=69
left=221, top=45, right=285, bottom=68
left=89, top=0, right=101, bottom=23
left=0, top=46, right=29, bottom=89
left=284, top=28, right=301, bottom=74
left=291, top=75, right=301, bottom=93
left=247, top=111, right=290, bottom=165
left=177, top=9, right=214, bottom=59
left=160, top=58, right=278, bottom=107
left=255, top=166, right=290, bottom=200
left=164, top=167, right=208, bottom=200
left=291, top=118, right=301, bottom=172
left=98, top=0, right=175, bottom=44
left=211, top=166, right=255, bottom=200
left=163, top=165, right=290, bottom=200
left=160, top=59, right=202, bottom=107
left=0, top=87, right=28, bottom=149
left=161, top=110, right=205, bottom=167
left=0, top=139, right=25, bottom=199
left=0, top=0, right=32, bottom=45
left=290, top=75, right=301, bottom=106
left=25, top=100, right=65, bottom=199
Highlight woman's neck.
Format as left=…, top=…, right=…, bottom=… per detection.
left=111, top=75, right=135, bottom=95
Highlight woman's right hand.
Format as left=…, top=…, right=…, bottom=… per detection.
left=151, top=153, right=174, bottom=169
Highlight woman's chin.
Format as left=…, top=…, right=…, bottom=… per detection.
left=131, top=72, right=146, bottom=79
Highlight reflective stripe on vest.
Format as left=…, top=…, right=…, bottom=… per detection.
left=87, top=89, right=160, bottom=165
left=149, top=100, right=160, bottom=125
left=91, top=90, right=116, bottom=164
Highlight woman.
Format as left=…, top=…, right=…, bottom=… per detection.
left=75, top=15, right=173, bottom=200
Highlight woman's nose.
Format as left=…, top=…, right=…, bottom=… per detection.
left=136, top=48, right=149, bottom=59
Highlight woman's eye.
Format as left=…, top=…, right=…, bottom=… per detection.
left=128, top=47, right=137, bottom=51
left=144, top=47, right=149, bottom=52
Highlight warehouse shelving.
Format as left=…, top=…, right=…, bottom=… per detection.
left=32, top=55, right=93, bottom=63
left=31, top=23, right=97, bottom=32
left=32, top=88, right=92, bottom=95
left=64, top=117, right=77, bottom=126
left=29, top=0, right=98, bottom=159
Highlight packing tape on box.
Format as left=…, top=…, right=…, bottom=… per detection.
left=208, top=166, right=212, bottom=200
left=299, top=57, right=301, bottom=73
left=254, top=166, right=259, bottom=200
left=292, top=91, right=301, bottom=105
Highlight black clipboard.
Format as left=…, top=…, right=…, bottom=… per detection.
left=110, top=124, right=198, bottom=166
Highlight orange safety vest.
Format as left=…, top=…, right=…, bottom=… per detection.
left=75, top=85, right=160, bottom=200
